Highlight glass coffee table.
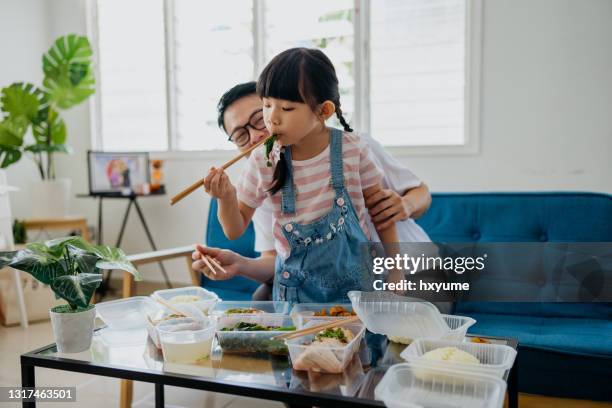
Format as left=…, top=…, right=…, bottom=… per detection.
left=21, top=327, right=518, bottom=408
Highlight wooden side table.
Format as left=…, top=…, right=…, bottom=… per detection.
left=24, top=216, right=90, bottom=242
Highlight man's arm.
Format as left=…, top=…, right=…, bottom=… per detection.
left=365, top=182, right=431, bottom=232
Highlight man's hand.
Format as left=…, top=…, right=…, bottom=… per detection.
left=203, top=167, right=236, bottom=200
left=192, top=244, right=241, bottom=280
left=365, top=188, right=415, bottom=231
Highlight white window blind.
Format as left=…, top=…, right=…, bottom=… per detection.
left=370, top=0, right=466, bottom=146
left=95, top=0, right=168, bottom=151
left=172, top=0, right=254, bottom=151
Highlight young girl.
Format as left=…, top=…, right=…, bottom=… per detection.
left=204, top=48, right=399, bottom=303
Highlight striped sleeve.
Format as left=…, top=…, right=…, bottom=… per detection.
left=355, top=134, right=383, bottom=189
left=236, top=151, right=267, bottom=209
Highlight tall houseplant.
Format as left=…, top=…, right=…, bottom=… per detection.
left=0, top=34, right=95, bottom=217
left=0, top=236, right=141, bottom=353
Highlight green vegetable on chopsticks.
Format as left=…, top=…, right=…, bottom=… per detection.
left=265, top=134, right=277, bottom=167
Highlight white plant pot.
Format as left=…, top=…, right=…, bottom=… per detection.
left=30, top=178, right=72, bottom=218
left=49, top=305, right=96, bottom=353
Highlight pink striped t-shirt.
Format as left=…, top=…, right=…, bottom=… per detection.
left=236, top=131, right=383, bottom=260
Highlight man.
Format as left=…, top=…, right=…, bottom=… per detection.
left=192, top=81, right=432, bottom=295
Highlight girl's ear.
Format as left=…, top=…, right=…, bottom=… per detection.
left=318, top=100, right=336, bottom=121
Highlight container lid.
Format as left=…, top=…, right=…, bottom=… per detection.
left=348, top=291, right=449, bottom=339
left=157, top=317, right=213, bottom=333
left=374, top=362, right=506, bottom=408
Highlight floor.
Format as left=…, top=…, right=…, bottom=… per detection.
left=1, top=280, right=610, bottom=408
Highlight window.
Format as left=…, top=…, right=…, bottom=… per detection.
left=90, top=0, right=479, bottom=153
left=370, top=0, right=467, bottom=146
left=93, top=0, right=168, bottom=151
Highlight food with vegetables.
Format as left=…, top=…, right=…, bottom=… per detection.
left=264, top=134, right=277, bottom=167
left=217, top=321, right=295, bottom=355
left=291, top=326, right=358, bottom=373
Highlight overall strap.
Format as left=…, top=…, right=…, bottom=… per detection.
left=280, top=147, right=296, bottom=215
left=330, top=128, right=345, bottom=192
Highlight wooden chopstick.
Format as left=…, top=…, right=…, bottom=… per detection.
left=154, top=296, right=194, bottom=319
left=170, top=135, right=274, bottom=205
left=200, top=254, right=217, bottom=276
left=206, top=255, right=227, bottom=275
left=273, top=315, right=360, bottom=341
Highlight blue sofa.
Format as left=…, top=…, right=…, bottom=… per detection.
left=203, top=192, right=612, bottom=401
left=416, top=192, right=612, bottom=401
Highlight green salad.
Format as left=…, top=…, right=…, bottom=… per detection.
left=217, top=320, right=295, bottom=355
left=220, top=322, right=295, bottom=332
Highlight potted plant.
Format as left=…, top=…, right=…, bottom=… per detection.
left=0, top=236, right=140, bottom=353
left=0, top=34, right=95, bottom=217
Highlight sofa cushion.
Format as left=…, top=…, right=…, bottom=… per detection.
left=417, top=192, right=612, bottom=243
left=464, top=312, right=612, bottom=357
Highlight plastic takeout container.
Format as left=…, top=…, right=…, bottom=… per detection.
left=96, top=296, right=158, bottom=330
left=146, top=303, right=207, bottom=349
left=400, top=339, right=517, bottom=379
left=158, top=317, right=215, bottom=363
left=289, top=303, right=355, bottom=328
left=388, top=314, right=476, bottom=344
left=286, top=321, right=365, bottom=374
left=216, top=314, right=295, bottom=355
left=348, top=291, right=475, bottom=341
left=212, top=301, right=290, bottom=316
left=151, top=286, right=220, bottom=314
left=374, top=362, right=507, bottom=408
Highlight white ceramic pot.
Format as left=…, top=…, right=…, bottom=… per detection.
left=30, top=178, right=71, bottom=218
left=49, top=305, right=96, bottom=353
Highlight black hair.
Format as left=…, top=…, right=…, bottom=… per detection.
left=216, top=81, right=257, bottom=132
left=257, top=48, right=352, bottom=195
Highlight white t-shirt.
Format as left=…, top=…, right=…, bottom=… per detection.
left=252, top=132, right=431, bottom=252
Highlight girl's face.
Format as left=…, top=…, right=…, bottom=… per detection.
left=262, top=97, right=322, bottom=146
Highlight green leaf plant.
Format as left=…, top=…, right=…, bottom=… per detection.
left=0, top=236, right=140, bottom=311
left=0, top=34, right=94, bottom=179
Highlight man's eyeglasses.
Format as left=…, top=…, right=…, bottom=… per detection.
left=228, top=109, right=266, bottom=148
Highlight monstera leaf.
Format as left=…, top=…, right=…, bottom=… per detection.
left=0, top=236, right=140, bottom=310
left=42, top=34, right=95, bottom=109
left=0, top=82, right=45, bottom=122
left=32, top=106, right=67, bottom=145
left=0, top=116, right=28, bottom=167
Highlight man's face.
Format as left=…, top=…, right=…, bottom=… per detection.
left=223, top=94, right=269, bottom=154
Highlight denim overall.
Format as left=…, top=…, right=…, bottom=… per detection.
left=273, top=128, right=373, bottom=304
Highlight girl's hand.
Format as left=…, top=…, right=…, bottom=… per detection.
left=191, top=244, right=241, bottom=281
left=365, top=188, right=415, bottom=231
left=203, top=167, right=235, bottom=200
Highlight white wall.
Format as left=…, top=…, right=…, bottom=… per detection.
left=0, top=0, right=50, bottom=217
left=1, top=0, right=611, bottom=284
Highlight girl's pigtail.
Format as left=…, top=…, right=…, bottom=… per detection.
left=267, top=150, right=288, bottom=195
left=336, top=106, right=353, bottom=132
